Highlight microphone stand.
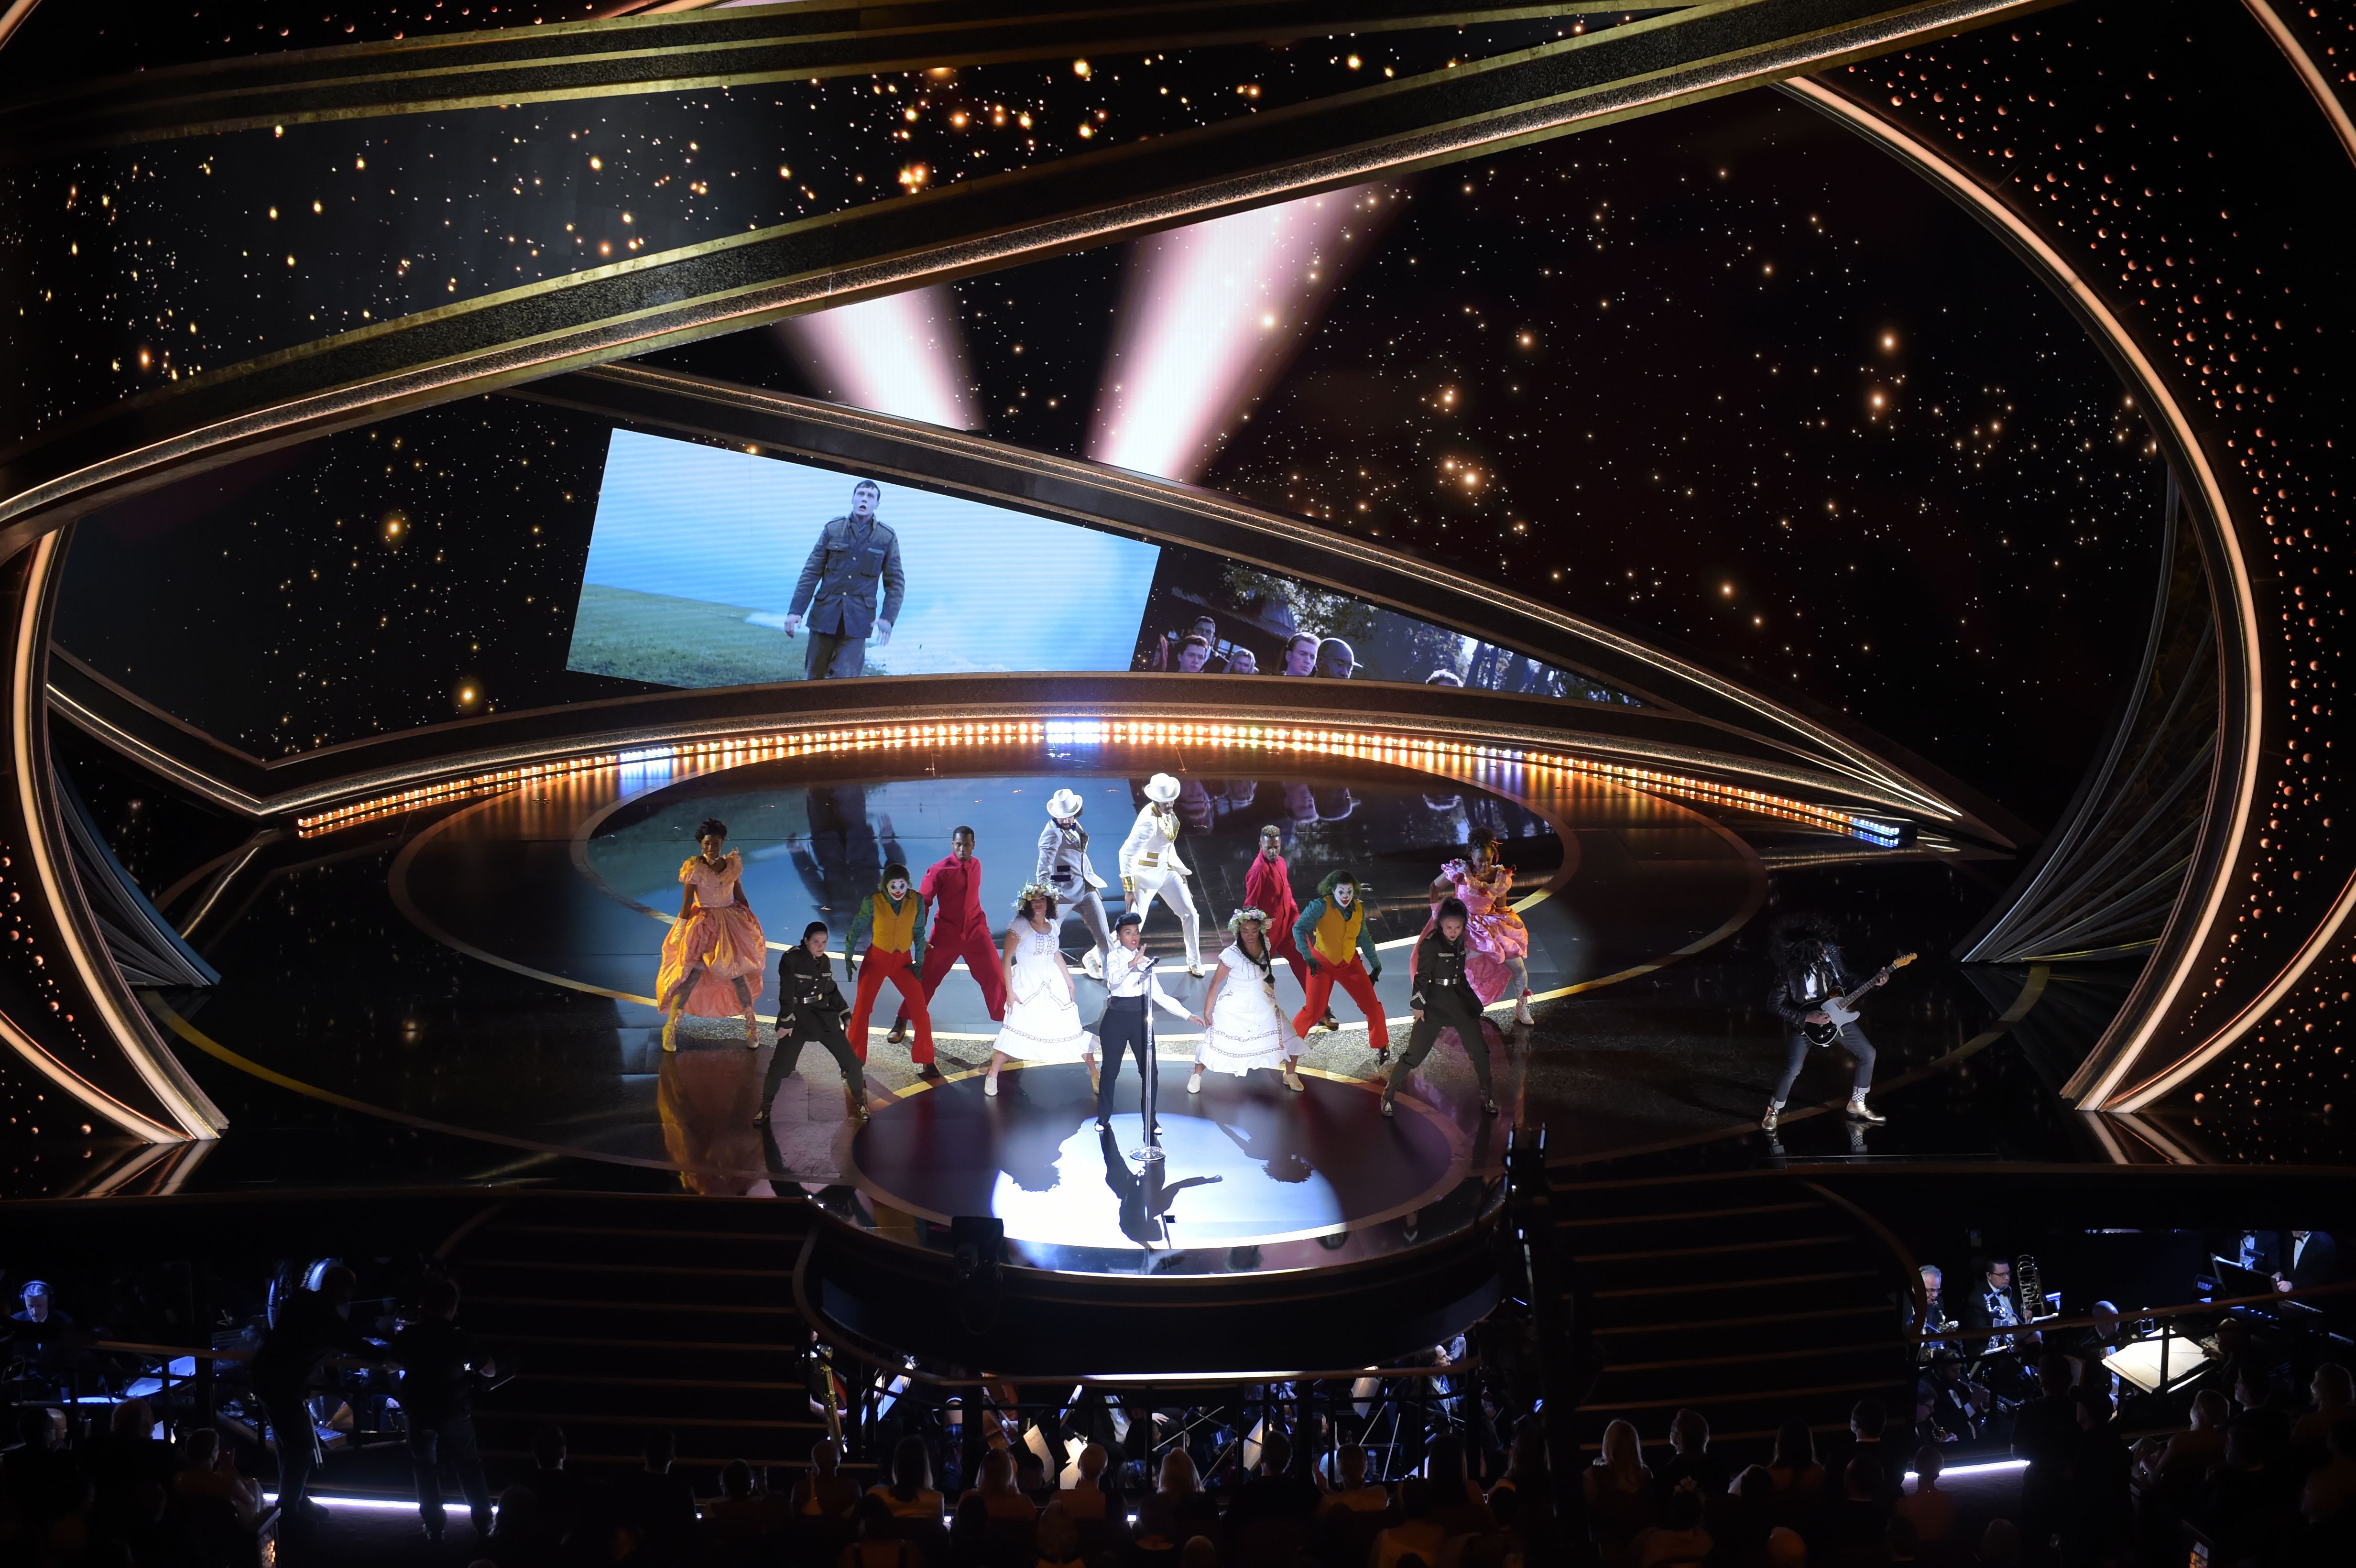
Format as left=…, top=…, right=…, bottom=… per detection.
left=1130, top=954, right=1165, bottom=1164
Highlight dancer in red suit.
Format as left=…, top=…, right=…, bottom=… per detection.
left=1243, top=825, right=1308, bottom=992
left=891, top=826, right=1008, bottom=1058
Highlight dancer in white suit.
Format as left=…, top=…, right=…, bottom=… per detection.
left=1119, top=773, right=1207, bottom=977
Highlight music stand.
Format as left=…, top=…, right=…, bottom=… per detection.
left=2103, top=1330, right=2210, bottom=1395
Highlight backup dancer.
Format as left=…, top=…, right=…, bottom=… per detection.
left=1427, top=827, right=1536, bottom=1025
left=1119, top=773, right=1207, bottom=976
left=1191, top=909, right=1305, bottom=1094
left=890, top=827, right=1005, bottom=1055
left=656, top=817, right=768, bottom=1053
left=1093, top=911, right=1199, bottom=1133
left=758, top=921, right=867, bottom=1123
left=1038, top=790, right=1114, bottom=978
left=984, top=884, right=1091, bottom=1097
left=1243, top=825, right=1309, bottom=992
left=1289, top=870, right=1389, bottom=1059
left=1384, top=897, right=1498, bottom=1119
left=847, top=864, right=933, bottom=1067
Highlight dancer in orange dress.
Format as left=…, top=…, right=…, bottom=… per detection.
left=656, top=817, right=769, bottom=1052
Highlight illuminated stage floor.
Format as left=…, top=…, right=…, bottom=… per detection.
left=119, top=736, right=2102, bottom=1225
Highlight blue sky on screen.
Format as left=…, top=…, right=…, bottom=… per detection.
left=579, top=429, right=1161, bottom=674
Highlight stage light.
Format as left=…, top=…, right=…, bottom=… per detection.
left=1089, top=185, right=1399, bottom=481
left=778, top=286, right=979, bottom=431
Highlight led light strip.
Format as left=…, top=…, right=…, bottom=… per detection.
left=297, top=718, right=1903, bottom=845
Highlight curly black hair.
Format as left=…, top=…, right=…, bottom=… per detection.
left=694, top=817, right=729, bottom=843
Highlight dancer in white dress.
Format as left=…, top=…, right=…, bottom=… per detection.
left=1189, top=908, right=1305, bottom=1094
left=984, top=884, right=1090, bottom=1097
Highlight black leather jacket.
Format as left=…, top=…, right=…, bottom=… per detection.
left=1770, top=942, right=1854, bottom=1028
left=778, top=946, right=847, bottom=1022
left=1411, top=928, right=1472, bottom=1010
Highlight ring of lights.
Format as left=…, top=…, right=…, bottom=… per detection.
left=3, top=3, right=2347, bottom=1139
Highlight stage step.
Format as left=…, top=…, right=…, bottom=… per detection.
left=1551, top=1176, right=1918, bottom=1466
left=440, top=1194, right=823, bottom=1485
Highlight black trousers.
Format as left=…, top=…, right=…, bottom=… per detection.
left=407, top=1414, right=491, bottom=1537
left=1388, top=984, right=1492, bottom=1093
left=803, top=629, right=868, bottom=679
left=258, top=1385, right=317, bottom=1512
left=763, top=1012, right=865, bottom=1105
left=1770, top=1024, right=1876, bottom=1102
left=1095, top=995, right=1158, bottom=1126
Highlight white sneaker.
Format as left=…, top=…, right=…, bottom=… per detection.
left=983, top=1073, right=999, bottom=1098
left=1187, top=1067, right=1204, bottom=1095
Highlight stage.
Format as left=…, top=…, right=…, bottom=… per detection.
left=126, top=732, right=2089, bottom=1247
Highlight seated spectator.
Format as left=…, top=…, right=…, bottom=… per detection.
left=485, top=1483, right=545, bottom=1568
left=870, top=1435, right=945, bottom=1522
left=1322, top=1446, right=1388, bottom=1515
left=1974, top=1518, right=2018, bottom=1568
left=2301, top=1413, right=2356, bottom=1524
left=1767, top=1420, right=1827, bottom=1530
left=1844, top=1400, right=1898, bottom=1501
left=1823, top=1457, right=1889, bottom=1568
left=1420, top=1434, right=1494, bottom=1539
left=1631, top=1485, right=1712, bottom=1568
left=794, top=1437, right=863, bottom=1520
left=2062, top=1389, right=2131, bottom=1564
left=1228, top=1431, right=1321, bottom=1568
left=525, top=1423, right=584, bottom=1546
left=2149, top=1389, right=2230, bottom=1488
left=616, top=1430, right=698, bottom=1561
left=1712, top=1467, right=1777, bottom=1566
left=1136, top=1450, right=1218, bottom=1552
left=1656, top=1409, right=1728, bottom=1502
left=2194, top=1412, right=2301, bottom=1566
left=965, top=1448, right=1037, bottom=1525
left=1584, top=1419, right=1655, bottom=1555
left=1372, top=1478, right=1446, bottom=1568
left=1061, top=1443, right=1111, bottom=1523
left=1488, top=1418, right=1553, bottom=1556
left=1179, top=1533, right=1222, bottom=1568
left=2295, top=1362, right=2353, bottom=1457
left=1036, top=1501, right=1084, bottom=1568
left=1766, top=1524, right=1808, bottom=1568
left=845, top=1492, right=922, bottom=1568
left=1885, top=1514, right=1920, bottom=1567
left=169, top=1427, right=261, bottom=1530
left=85, top=1398, right=173, bottom=1501
left=702, top=1459, right=768, bottom=1549
left=1893, top=1446, right=1954, bottom=1553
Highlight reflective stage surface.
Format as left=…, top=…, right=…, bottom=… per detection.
left=101, top=732, right=2116, bottom=1233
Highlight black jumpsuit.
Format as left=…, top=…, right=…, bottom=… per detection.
left=759, top=945, right=866, bottom=1117
left=1388, top=927, right=1493, bottom=1095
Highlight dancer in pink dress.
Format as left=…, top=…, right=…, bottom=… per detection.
left=1424, top=827, right=1534, bottom=1024
left=656, top=817, right=769, bottom=1052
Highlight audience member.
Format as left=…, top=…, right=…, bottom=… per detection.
left=616, top=1430, right=698, bottom=1563
left=1767, top=1420, right=1827, bottom=1530
left=2149, top=1388, right=2230, bottom=1489
left=2195, top=1410, right=2301, bottom=1567
left=1036, top=1500, right=1085, bottom=1568
left=170, top=1426, right=262, bottom=1531
left=2301, top=1413, right=2356, bottom=1524
left=1975, top=1517, right=2020, bottom=1568
left=1419, top=1434, right=1494, bottom=1538
left=1885, top=1514, right=1921, bottom=1567
left=1225, top=1431, right=1320, bottom=1568
left=2063, top=1389, right=2131, bottom=1567
left=1894, top=1446, right=1955, bottom=1554
left=1767, top=1524, right=1808, bottom=1567
left=1585, top=1419, right=1656, bottom=1556
left=1713, top=1467, right=1778, bottom=1567
left=1062, top=1443, right=1112, bottom=1524
left=247, top=1262, right=373, bottom=1524
left=1322, top=1446, right=1387, bottom=1515
left=966, top=1448, right=1037, bottom=1524
left=1136, top=1450, right=1218, bottom=1552
left=1632, top=1484, right=1712, bottom=1568
left=699, top=1459, right=767, bottom=1550
left=2, top=1407, right=78, bottom=1535
left=1179, top=1532, right=1223, bottom=1568
left=524, top=1423, right=585, bottom=1546
left=1372, top=1477, right=1445, bottom=1568
left=1843, top=1399, right=1900, bottom=1502
left=871, top=1435, right=945, bottom=1521
left=394, top=1276, right=496, bottom=1546
left=1656, top=1408, right=1729, bottom=1502
left=484, top=1482, right=546, bottom=1568
left=2294, top=1362, right=2353, bottom=1456
left=2008, top=1352, right=2078, bottom=1559
left=1823, top=1457, right=1889, bottom=1568
left=845, top=1492, right=921, bottom=1568
left=83, top=1398, right=173, bottom=1501
left=1489, top=1417, right=1554, bottom=1560
left=793, top=1437, right=862, bottom=1520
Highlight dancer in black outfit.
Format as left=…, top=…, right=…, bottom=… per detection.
left=1762, top=914, right=1884, bottom=1132
left=1383, top=897, right=1498, bottom=1119
left=1093, top=911, right=1200, bottom=1133
left=758, top=921, right=868, bottom=1122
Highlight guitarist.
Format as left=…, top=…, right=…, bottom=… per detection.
left=1762, top=914, right=1887, bottom=1131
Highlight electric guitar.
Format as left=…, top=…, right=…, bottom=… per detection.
left=1801, top=952, right=1916, bottom=1045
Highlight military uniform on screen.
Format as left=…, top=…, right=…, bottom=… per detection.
left=787, top=512, right=906, bottom=680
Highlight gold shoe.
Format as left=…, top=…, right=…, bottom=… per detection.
left=660, top=1015, right=679, bottom=1053
left=1283, top=1065, right=1305, bottom=1093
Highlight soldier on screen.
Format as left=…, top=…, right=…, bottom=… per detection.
left=783, top=478, right=907, bottom=679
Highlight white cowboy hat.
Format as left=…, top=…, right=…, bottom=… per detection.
left=1144, top=773, right=1182, bottom=805
left=1047, top=788, right=1085, bottom=819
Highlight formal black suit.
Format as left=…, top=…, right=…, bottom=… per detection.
left=2283, top=1231, right=2339, bottom=1290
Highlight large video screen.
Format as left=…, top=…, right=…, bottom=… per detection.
left=565, top=428, right=1637, bottom=706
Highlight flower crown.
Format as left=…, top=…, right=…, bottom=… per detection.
left=1013, top=882, right=1057, bottom=915
left=1226, top=906, right=1270, bottom=936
